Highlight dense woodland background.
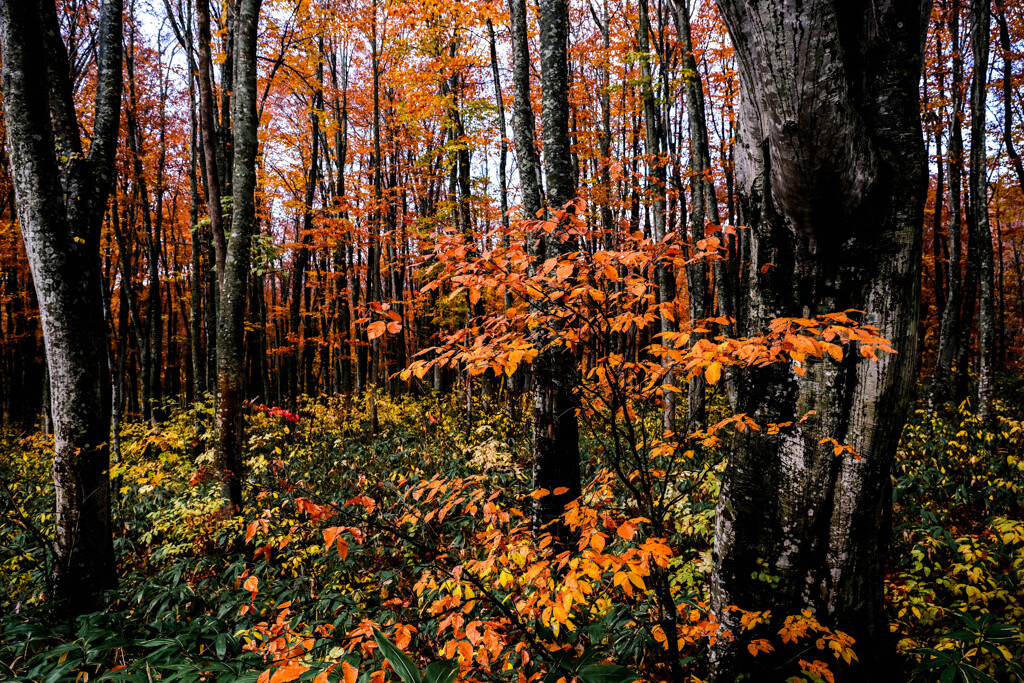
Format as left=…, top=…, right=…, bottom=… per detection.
left=1, top=0, right=1023, bottom=682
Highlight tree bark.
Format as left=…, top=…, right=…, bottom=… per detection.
left=0, top=0, right=122, bottom=616
left=709, top=2, right=928, bottom=680
left=933, top=1, right=965, bottom=407
left=531, top=0, right=582, bottom=535
left=507, top=0, right=544, bottom=219
left=969, top=0, right=994, bottom=420
left=214, top=0, right=261, bottom=516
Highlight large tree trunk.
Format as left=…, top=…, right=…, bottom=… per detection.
left=709, top=2, right=928, bottom=681
left=214, top=0, right=261, bottom=516
left=0, top=0, right=122, bottom=617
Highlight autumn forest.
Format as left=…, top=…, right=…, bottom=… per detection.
left=1, top=0, right=1023, bottom=682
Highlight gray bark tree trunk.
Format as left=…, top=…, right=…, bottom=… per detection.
left=530, top=0, right=582, bottom=536
left=214, top=0, right=261, bottom=515
left=0, top=0, right=122, bottom=616
left=709, top=2, right=929, bottom=680
left=968, top=0, right=994, bottom=420
left=507, top=0, right=544, bottom=220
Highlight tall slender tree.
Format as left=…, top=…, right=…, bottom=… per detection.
left=529, top=0, right=582, bottom=534
left=214, top=0, right=262, bottom=515
left=969, top=0, right=994, bottom=419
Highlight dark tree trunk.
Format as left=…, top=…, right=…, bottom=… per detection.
left=709, top=2, right=928, bottom=681
left=968, top=0, right=994, bottom=419
left=996, top=7, right=1024, bottom=196
left=531, top=0, right=582, bottom=535
left=672, top=0, right=720, bottom=427
left=289, top=63, right=321, bottom=409
left=197, top=0, right=226, bottom=277
left=0, top=0, right=122, bottom=617
left=506, top=0, right=544, bottom=219
left=214, top=0, right=261, bottom=516
left=933, top=1, right=965, bottom=407
left=637, top=0, right=676, bottom=432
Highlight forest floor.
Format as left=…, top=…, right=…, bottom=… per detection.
left=1, top=381, right=1023, bottom=683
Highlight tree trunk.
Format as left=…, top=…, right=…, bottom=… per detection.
left=531, top=0, right=582, bottom=535
left=968, top=0, right=994, bottom=420
left=506, top=0, right=544, bottom=219
left=214, top=0, right=261, bottom=516
left=0, top=0, right=122, bottom=617
left=709, top=2, right=928, bottom=680
left=932, top=1, right=965, bottom=407
left=637, top=0, right=676, bottom=433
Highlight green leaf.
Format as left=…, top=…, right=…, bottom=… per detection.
left=372, top=628, right=421, bottom=683
left=422, top=661, right=458, bottom=683
left=214, top=633, right=227, bottom=659
left=577, top=664, right=639, bottom=683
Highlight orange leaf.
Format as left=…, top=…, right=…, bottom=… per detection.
left=342, top=661, right=359, bottom=683
left=270, top=662, right=309, bottom=683
left=244, top=576, right=259, bottom=599
left=617, top=521, right=637, bottom=541
left=314, top=664, right=338, bottom=683
left=552, top=486, right=569, bottom=496
left=367, top=321, right=386, bottom=340
left=529, top=488, right=550, bottom=499
left=245, top=521, right=258, bottom=544
left=704, top=361, right=722, bottom=385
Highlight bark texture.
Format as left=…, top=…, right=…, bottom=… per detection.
left=214, top=0, right=262, bottom=515
left=709, top=2, right=929, bottom=680
left=0, top=0, right=122, bottom=616
left=531, top=0, right=582, bottom=534
left=968, top=0, right=994, bottom=419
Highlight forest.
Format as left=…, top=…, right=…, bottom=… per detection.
left=0, top=0, right=1023, bottom=681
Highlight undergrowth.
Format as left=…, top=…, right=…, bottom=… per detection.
left=0, top=386, right=1021, bottom=683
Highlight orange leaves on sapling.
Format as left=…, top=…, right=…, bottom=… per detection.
left=323, top=526, right=350, bottom=560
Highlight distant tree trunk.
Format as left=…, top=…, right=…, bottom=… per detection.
left=506, top=0, right=544, bottom=219
left=637, top=0, right=676, bottom=433
left=532, top=0, right=582, bottom=535
left=969, top=0, right=994, bottom=420
left=197, top=0, right=226, bottom=276
left=0, top=0, right=122, bottom=616
left=329, top=46, right=353, bottom=394
left=214, top=0, right=261, bottom=516
left=933, top=1, right=965, bottom=407
left=930, top=25, right=947, bottom=317
left=996, top=7, right=1024, bottom=196
left=289, top=64, right=321, bottom=409
left=709, top=2, right=928, bottom=681
left=672, top=0, right=720, bottom=427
